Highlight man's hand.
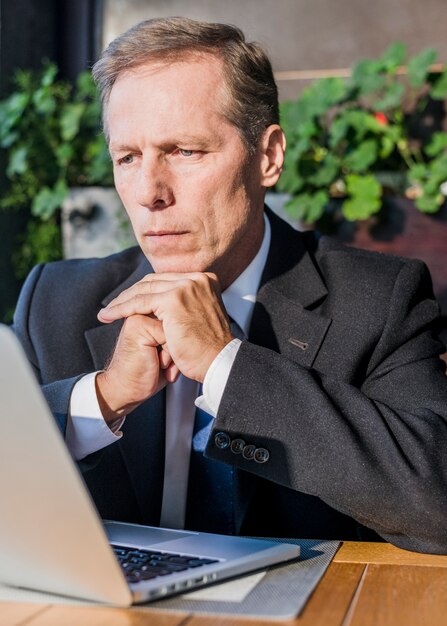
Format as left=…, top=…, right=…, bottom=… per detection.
left=98, top=272, right=234, bottom=382
left=96, top=314, right=180, bottom=425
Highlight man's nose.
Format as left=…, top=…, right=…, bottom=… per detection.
left=134, top=157, right=174, bottom=209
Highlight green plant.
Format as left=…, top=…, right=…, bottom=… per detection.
left=277, top=43, right=447, bottom=228
left=0, top=62, right=113, bottom=275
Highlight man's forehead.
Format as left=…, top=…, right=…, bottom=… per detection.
left=107, top=53, right=234, bottom=145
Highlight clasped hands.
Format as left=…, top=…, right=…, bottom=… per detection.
left=95, top=272, right=234, bottom=424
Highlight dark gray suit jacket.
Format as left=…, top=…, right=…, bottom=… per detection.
left=13, top=210, right=447, bottom=553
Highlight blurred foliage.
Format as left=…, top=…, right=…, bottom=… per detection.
left=0, top=62, right=112, bottom=276
left=278, top=43, right=447, bottom=228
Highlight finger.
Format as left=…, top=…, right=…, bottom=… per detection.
left=137, top=272, right=219, bottom=294
left=142, top=315, right=167, bottom=347
left=98, top=293, right=158, bottom=322
left=100, top=278, right=189, bottom=314
left=158, top=344, right=172, bottom=369
left=101, top=283, right=170, bottom=311
left=165, top=361, right=181, bottom=383
left=103, top=272, right=220, bottom=313
left=143, top=272, right=210, bottom=282
left=147, top=272, right=220, bottom=289
left=117, top=314, right=166, bottom=347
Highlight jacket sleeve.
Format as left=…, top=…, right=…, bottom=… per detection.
left=12, top=264, right=84, bottom=437
left=206, top=258, right=447, bottom=554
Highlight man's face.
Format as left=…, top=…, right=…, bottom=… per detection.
left=107, top=54, right=268, bottom=289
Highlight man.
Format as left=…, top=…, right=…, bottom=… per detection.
left=13, top=17, right=447, bottom=553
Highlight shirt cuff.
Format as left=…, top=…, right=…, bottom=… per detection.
left=195, top=338, right=242, bottom=416
left=66, top=372, right=125, bottom=461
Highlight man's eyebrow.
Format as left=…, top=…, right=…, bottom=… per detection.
left=109, top=135, right=223, bottom=153
left=161, top=136, right=218, bottom=150
left=109, top=143, right=138, bottom=153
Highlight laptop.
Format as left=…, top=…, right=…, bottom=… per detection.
left=0, top=324, right=300, bottom=606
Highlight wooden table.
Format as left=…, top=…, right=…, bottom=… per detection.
left=2, top=542, right=447, bottom=626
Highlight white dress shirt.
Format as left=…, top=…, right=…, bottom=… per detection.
left=66, top=214, right=271, bottom=528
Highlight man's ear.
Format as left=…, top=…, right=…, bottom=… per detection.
left=259, top=125, right=286, bottom=188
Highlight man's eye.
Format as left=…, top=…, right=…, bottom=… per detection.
left=118, top=154, right=134, bottom=165
left=179, top=149, right=195, bottom=157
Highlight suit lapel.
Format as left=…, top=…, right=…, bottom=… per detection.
left=250, top=209, right=331, bottom=368
left=251, top=286, right=331, bottom=368
left=84, top=254, right=166, bottom=525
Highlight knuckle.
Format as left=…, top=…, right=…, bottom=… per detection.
left=205, top=271, right=218, bottom=284
left=195, top=272, right=210, bottom=285
left=123, top=314, right=141, bottom=329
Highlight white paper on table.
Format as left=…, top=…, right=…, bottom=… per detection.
left=180, top=571, right=266, bottom=602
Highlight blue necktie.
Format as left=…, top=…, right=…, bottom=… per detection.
left=185, top=317, right=243, bottom=534
left=184, top=393, right=235, bottom=534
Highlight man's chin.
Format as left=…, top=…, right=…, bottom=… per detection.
left=146, top=258, right=208, bottom=275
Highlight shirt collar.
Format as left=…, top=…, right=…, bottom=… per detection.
left=222, top=213, right=271, bottom=337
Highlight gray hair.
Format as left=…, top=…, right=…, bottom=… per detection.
left=92, top=17, right=279, bottom=153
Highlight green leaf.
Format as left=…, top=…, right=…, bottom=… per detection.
left=286, top=77, right=347, bottom=127
left=425, top=132, right=447, bottom=157
left=32, top=88, right=56, bottom=115
left=55, top=142, right=74, bottom=168
left=298, top=120, right=318, bottom=139
left=284, top=190, right=329, bottom=223
left=0, top=93, right=29, bottom=140
left=330, top=110, right=386, bottom=149
left=60, top=102, right=85, bottom=141
left=407, top=48, right=437, bottom=87
left=431, top=71, right=447, bottom=99
left=283, top=194, right=307, bottom=220
left=342, top=174, right=382, bottom=220
left=328, top=115, right=349, bottom=148
left=344, top=139, right=378, bottom=172
left=276, top=160, right=304, bottom=194
left=407, top=164, right=428, bottom=184
left=280, top=100, right=303, bottom=138
left=346, top=174, right=382, bottom=198
left=3, top=92, right=28, bottom=118
left=380, top=42, right=407, bottom=72
left=290, top=137, right=313, bottom=159
left=6, top=146, right=28, bottom=177
left=311, top=77, right=347, bottom=111
left=379, top=135, right=395, bottom=159
left=415, top=191, right=444, bottom=213
left=309, top=153, right=339, bottom=186
left=40, top=63, right=58, bottom=88
left=75, top=71, right=96, bottom=98
left=428, top=152, right=447, bottom=179
left=0, top=131, right=19, bottom=148
left=421, top=177, right=440, bottom=195
left=372, top=82, right=405, bottom=111
left=31, top=179, right=68, bottom=219
left=329, top=110, right=369, bottom=147
left=13, top=217, right=62, bottom=279
left=350, top=59, right=386, bottom=95
left=280, top=101, right=318, bottom=144
left=307, top=190, right=330, bottom=222
left=87, top=143, right=114, bottom=186
left=350, top=43, right=405, bottom=98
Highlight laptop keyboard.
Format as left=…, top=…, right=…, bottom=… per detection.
left=112, top=545, right=219, bottom=584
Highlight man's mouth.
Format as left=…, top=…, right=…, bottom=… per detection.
left=144, top=230, right=189, bottom=237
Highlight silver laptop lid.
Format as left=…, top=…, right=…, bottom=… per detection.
left=0, top=325, right=132, bottom=605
